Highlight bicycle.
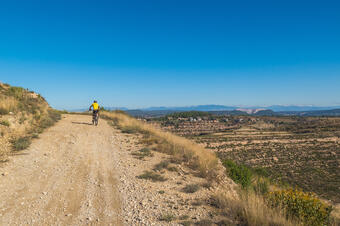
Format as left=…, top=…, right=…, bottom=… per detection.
left=92, top=111, right=99, bottom=126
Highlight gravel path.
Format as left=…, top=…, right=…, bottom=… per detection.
left=0, top=114, right=236, bottom=225
left=0, top=114, right=122, bottom=225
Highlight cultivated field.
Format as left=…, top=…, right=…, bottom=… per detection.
left=151, top=114, right=340, bottom=203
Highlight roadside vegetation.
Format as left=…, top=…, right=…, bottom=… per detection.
left=104, top=110, right=339, bottom=225
left=218, top=159, right=336, bottom=225
left=102, top=110, right=219, bottom=179
left=0, top=82, right=61, bottom=161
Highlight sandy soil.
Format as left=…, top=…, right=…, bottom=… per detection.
left=0, top=114, right=122, bottom=225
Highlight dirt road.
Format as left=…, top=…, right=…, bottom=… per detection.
left=0, top=115, right=122, bottom=225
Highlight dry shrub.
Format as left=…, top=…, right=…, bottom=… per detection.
left=212, top=191, right=297, bottom=226
left=182, top=184, right=200, bottom=193
left=158, top=213, right=176, bottom=222
left=0, top=138, right=10, bottom=162
left=153, top=160, right=170, bottom=171
left=331, top=205, right=340, bottom=226
left=137, top=171, right=167, bottom=182
left=141, top=135, right=160, bottom=145
left=11, top=136, right=31, bottom=151
left=131, top=147, right=153, bottom=159
left=102, top=111, right=218, bottom=178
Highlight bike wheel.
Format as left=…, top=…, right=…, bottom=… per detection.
left=95, top=115, right=98, bottom=126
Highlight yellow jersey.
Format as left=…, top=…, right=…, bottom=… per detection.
left=92, top=103, right=99, bottom=110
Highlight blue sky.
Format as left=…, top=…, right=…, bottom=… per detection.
left=0, top=0, right=339, bottom=110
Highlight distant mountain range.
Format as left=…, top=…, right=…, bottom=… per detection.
left=69, top=105, right=340, bottom=117
left=139, top=105, right=236, bottom=112
left=279, top=108, right=340, bottom=116
left=128, top=105, right=340, bottom=112
left=124, top=105, right=340, bottom=117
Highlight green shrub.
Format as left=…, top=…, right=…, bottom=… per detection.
left=182, top=184, right=200, bottom=193
left=137, top=171, right=167, bottom=182
left=34, top=127, right=44, bottom=134
left=0, top=120, right=10, bottom=127
left=38, top=109, right=61, bottom=129
left=31, top=133, right=39, bottom=139
left=195, top=219, right=214, bottom=225
left=253, top=178, right=269, bottom=195
left=19, top=116, right=26, bottom=124
left=6, top=86, right=25, bottom=99
left=267, top=189, right=332, bottom=226
left=153, top=160, right=179, bottom=172
left=159, top=213, right=176, bottom=222
left=0, top=107, right=9, bottom=115
left=253, top=167, right=270, bottom=177
left=178, top=215, right=189, bottom=220
left=57, top=110, right=69, bottom=114
left=131, top=148, right=153, bottom=159
left=121, top=125, right=140, bottom=134
left=154, top=160, right=170, bottom=171
left=11, top=137, right=31, bottom=151
left=47, top=109, right=61, bottom=122
left=223, top=159, right=252, bottom=189
left=167, top=166, right=178, bottom=172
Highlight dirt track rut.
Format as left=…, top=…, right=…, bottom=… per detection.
left=0, top=114, right=122, bottom=225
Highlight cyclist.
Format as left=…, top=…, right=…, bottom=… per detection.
left=89, top=100, right=100, bottom=125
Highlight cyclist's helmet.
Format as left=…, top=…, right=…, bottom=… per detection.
left=94, top=100, right=97, bottom=103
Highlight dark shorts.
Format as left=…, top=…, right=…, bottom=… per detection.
left=93, top=110, right=99, bottom=115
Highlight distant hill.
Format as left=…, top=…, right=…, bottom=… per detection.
left=279, top=108, right=340, bottom=116
left=268, top=105, right=340, bottom=112
left=126, top=108, right=340, bottom=118
left=209, top=110, right=249, bottom=116
left=142, top=105, right=237, bottom=111
left=254, top=109, right=276, bottom=116
left=126, top=109, right=177, bottom=118
left=130, top=105, right=340, bottom=112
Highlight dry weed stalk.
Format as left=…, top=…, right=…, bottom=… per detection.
left=0, top=96, right=18, bottom=114
left=213, top=191, right=297, bottom=226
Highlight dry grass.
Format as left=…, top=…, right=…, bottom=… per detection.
left=0, top=96, right=18, bottom=114
left=0, top=84, right=61, bottom=159
left=331, top=205, right=340, bottom=225
left=0, top=138, right=10, bottom=162
left=104, top=111, right=334, bottom=225
left=0, top=95, right=18, bottom=160
left=102, top=111, right=218, bottom=178
left=212, top=191, right=297, bottom=226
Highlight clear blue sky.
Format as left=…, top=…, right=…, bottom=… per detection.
left=0, top=0, right=339, bottom=110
